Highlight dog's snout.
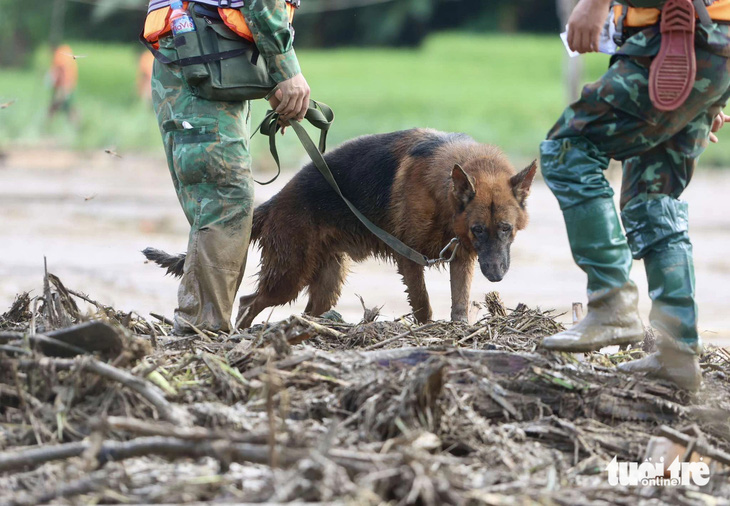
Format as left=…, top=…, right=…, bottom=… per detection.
left=480, top=261, right=507, bottom=282
left=487, top=272, right=504, bottom=283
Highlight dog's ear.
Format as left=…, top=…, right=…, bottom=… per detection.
left=510, top=160, right=537, bottom=206
left=452, top=164, right=476, bottom=209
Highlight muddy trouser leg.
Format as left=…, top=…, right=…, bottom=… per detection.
left=540, top=51, right=730, bottom=352
left=151, top=43, right=254, bottom=333
left=619, top=89, right=730, bottom=353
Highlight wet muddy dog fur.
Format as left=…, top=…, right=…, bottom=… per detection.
left=144, top=128, right=536, bottom=328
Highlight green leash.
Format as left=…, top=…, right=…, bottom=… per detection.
left=254, top=100, right=459, bottom=267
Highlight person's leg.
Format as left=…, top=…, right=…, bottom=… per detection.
left=539, top=57, right=653, bottom=352
left=151, top=39, right=254, bottom=333
left=617, top=93, right=730, bottom=389
left=540, top=134, right=643, bottom=351
left=619, top=137, right=704, bottom=352
left=540, top=50, right=730, bottom=355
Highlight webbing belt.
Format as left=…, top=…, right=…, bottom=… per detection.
left=254, top=100, right=460, bottom=267
left=693, top=0, right=714, bottom=26
left=139, top=33, right=249, bottom=68
left=615, top=0, right=714, bottom=46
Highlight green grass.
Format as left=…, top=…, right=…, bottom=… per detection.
left=1, top=33, right=728, bottom=167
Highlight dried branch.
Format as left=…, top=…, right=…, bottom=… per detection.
left=0, top=437, right=302, bottom=473
left=0, top=435, right=395, bottom=475
left=18, top=357, right=189, bottom=426
left=291, top=315, right=345, bottom=339
left=100, top=416, right=269, bottom=444
left=364, top=323, right=439, bottom=351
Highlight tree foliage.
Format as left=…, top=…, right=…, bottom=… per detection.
left=294, top=0, right=560, bottom=47
left=0, top=0, right=51, bottom=66
left=0, top=0, right=560, bottom=67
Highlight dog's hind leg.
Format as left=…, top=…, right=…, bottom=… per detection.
left=304, top=253, right=349, bottom=317
left=235, top=276, right=307, bottom=329
left=397, top=259, right=432, bottom=323
left=235, top=291, right=299, bottom=329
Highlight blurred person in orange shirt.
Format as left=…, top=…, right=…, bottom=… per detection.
left=136, top=51, right=154, bottom=103
left=48, top=44, right=79, bottom=125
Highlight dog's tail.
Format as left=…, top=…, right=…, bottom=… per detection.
left=142, top=204, right=270, bottom=278
left=251, top=201, right=268, bottom=242
left=142, top=247, right=186, bottom=278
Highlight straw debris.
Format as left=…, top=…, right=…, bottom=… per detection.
left=0, top=270, right=729, bottom=504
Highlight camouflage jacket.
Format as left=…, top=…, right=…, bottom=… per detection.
left=240, top=0, right=301, bottom=82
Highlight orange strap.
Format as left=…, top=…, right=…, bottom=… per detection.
left=614, top=0, right=730, bottom=27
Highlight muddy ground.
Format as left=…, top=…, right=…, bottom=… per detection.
left=0, top=148, right=728, bottom=345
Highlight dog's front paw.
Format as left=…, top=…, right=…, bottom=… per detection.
left=450, top=312, right=469, bottom=323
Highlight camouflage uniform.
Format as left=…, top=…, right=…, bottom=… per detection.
left=540, top=22, right=730, bottom=352
left=151, top=0, right=300, bottom=333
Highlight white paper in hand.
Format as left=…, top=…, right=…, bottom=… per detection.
left=560, top=30, right=580, bottom=58
left=560, top=12, right=618, bottom=58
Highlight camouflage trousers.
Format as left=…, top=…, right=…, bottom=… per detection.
left=540, top=46, right=730, bottom=349
left=151, top=35, right=254, bottom=333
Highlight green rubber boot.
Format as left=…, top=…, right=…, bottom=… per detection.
left=618, top=195, right=701, bottom=390
left=540, top=138, right=644, bottom=352
left=629, top=247, right=702, bottom=390
left=643, top=246, right=700, bottom=349
left=621, top=194, right=701, bottom=350
left=542, top=281, right=644, bottom=352
left=618, top=345, right=701, bottom=391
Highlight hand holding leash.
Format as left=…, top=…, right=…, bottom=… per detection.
left=272, top=74, right=310, bottom=121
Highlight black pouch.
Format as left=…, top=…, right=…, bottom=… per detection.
left=193, top=14, right=276, bottom=101
left=142, top=6, right=276, bottom=101
left=173, top=28, right=209, bottom=86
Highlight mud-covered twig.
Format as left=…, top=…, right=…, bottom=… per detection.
left=360, top=346, right=541, bottom=363
left=456, top=326, right=489, bottom=345
left=0, top=331, right=91, bottom=356
left=30, top=333, right=91, bottom=356
left=177, top=317, right=212, bottom=341
left=42, top=257, right=56, bottom=327
left=0, top=441, right=87, bottom=472
left=242, top=352, right=315, bottom=380
left=150, top=312, right=174, bottom=326
left=8, top=468, right=114, bottom=506
left=66, top=288, right=105, bottom=310
left=658, top=425, right=730, bottom=466
left=17, top=357, right=189, bottom=426
left=0, top=435, right=398, bottom=475
left=0, top=437, right=304, bottom=473
left=0, top=344, right=30, bottom=355
left=0, top=331, right=25, bottom=342
left=266, top=361, right=279, bottom=468
left=99, top=416, right=269, bottom=444
left=291, top=315, right=345, bottom=339
left=364, top=323, right=439, bottom=351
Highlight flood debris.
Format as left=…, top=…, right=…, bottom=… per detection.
left=0, top=271, right=729, bottom=504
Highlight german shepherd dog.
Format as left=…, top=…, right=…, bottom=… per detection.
left=144, top=128, right=536, bottom=328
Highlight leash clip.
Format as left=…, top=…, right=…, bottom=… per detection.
left=427, top=237, right=460, bottom=266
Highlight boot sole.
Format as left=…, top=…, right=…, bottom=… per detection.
left=649, top=0, right=696, bottom=111
left=542, top=333, right=644, bottom=353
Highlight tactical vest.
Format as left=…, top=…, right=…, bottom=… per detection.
left=613, top=0, right=730, bottom=27
left=144, top=0, right=297, bottom=44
